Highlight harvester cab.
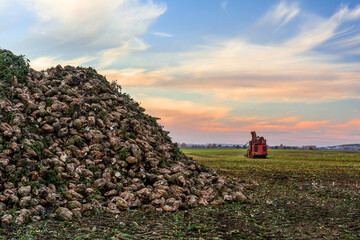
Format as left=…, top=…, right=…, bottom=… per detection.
left=245, top=131, right=268, bottom=158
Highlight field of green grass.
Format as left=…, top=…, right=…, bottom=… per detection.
left=182, top=149, right=360, bottom=182
left=1, top=149, right=359, bottom=239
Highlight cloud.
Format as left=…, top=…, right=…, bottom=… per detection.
left=221, top=0, right=228, bottom=11
left=347, top=48, right=360, bottom=54
left=283, top=6, right=360, bottom=54
left=22, top=0, right=166, bottom=48
left=0, top=1, right=7, bottom=11
left=98, top=38, right=149, bottom=68
left=135, top=97, right=232, bottom=139
left=139, top=97, right=231, bottom=123
left=293, top=120, right=330, bottom=129
left=332, top=4, right=360, bottom=21
left=137, top=95, right=360, bottom=145
left=205, top=117, right=330, bottom=133
left=151, top=70, right=360, bottom=102
left=275, top=117, right=299, bottom=124
left=259, top=1, right=299, bottom=29
left=124, top=3, right=360, bottom=102
left=31, top=56, right=96, bottom=70
left=100, top=68, right=171, bottom=86
left=330, top=118, right=360, bottom=129
left=0, top=0, right=166, bottom=62
left=152, top=32, right=173, bottom=38
left=328, top=33, right=360, bottom=54
left=334, top=33, right=360, bottom=48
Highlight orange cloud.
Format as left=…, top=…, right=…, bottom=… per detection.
left=138, top=97, right=359, bottom=143
left=101, top=69, right=170, bottom=86
left=330, top=119, right=360, bottom=129
left=137, top=97, right=232, bottom=133
left=275, top=117, right=299, bottom=124
left=294, top=120, right=330, bottom=129
left=139, top=98, right=336, bottom=133
left=136, top=95, right=359, bottom=145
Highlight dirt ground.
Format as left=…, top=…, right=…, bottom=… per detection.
left=0, top=149, right=359, bottom=239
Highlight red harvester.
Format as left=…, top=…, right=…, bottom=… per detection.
left=245, top=131, right=268, bottom=158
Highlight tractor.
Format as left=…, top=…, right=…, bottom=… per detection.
left=245, top=131, right=268, bottom=158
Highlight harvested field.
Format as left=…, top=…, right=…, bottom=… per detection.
left=1, top=149, right=359, bottom=239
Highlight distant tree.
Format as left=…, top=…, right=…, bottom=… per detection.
left=180, top=143, right=187, bottom=148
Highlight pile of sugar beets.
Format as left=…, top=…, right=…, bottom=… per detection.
left=0, top=49, right=248, bottom=224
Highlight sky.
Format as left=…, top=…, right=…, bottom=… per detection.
left=0, top=0, right=359, bottom=146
